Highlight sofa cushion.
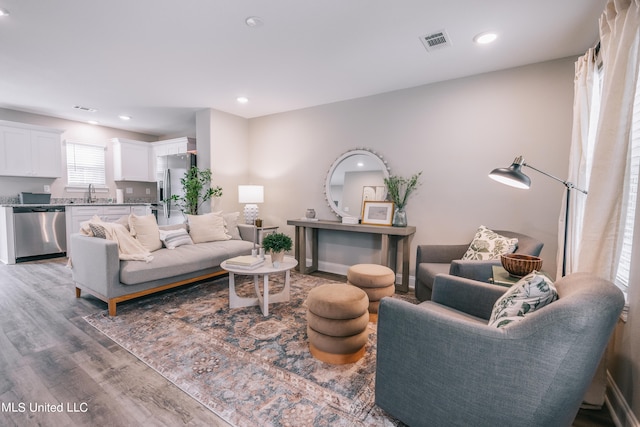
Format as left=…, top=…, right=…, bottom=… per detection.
left=119, top=239, right=254, bottom=285
left=187, top=212, right=231, bottom=244
left=461, top=225, right=518, bottom=261
left=488, top=271, right=558, bottom=328
left=223, top=211, right=242, bottom=240
left=128, top=213, right=162, bottom=252
left=159, top=228, right=193, bottom=249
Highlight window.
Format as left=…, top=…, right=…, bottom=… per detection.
left=615, top=67, right=640, bottom=297
left=66, top=141, right=106, bottom=187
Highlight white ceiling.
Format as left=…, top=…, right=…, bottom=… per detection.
left=0, top=0, right=605, bottom=137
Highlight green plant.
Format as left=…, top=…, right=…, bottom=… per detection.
left=384, top=171, right=423, bottom=209
left=166, top=166, right=223, bottom=215
left=261, top=233, right=293, bottom=253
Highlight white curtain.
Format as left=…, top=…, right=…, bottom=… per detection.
left=578, top=0, right=640, bottom=280
left=576, top=0, right=640, bottom=408
left=557, top=48, right=598, bottom=279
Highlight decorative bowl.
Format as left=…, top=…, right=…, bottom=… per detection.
left=500, top=253, right=543, bottom=277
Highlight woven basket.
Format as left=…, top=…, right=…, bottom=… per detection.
left=500, top=253, right=542, bottom=277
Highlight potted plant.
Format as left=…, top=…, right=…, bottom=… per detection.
left=261, top=232, right=293, bottom=266
left=166, top=166, right=223, bottom=216
left=384, top=171, right=422, bottom=227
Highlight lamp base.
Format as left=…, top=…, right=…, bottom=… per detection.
left=244, top=204, right=259, bottom=225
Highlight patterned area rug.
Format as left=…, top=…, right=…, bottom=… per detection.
left=84, top=271, right=416, bottom=426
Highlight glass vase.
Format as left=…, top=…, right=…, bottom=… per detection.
left=392, top=207, right=407, bottom=227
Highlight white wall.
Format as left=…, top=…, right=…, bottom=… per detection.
left=248, top=57, right=576, bottom=278
left=196, top=108, right=250, bottom=214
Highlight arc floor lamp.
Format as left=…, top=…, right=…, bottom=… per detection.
left=489, top=156, right=588, bottom=277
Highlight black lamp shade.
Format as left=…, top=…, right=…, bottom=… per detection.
left=489, top=161, right=531, bottom=189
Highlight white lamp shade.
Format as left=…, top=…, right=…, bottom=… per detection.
left=238, top=185, right=264, bottom=203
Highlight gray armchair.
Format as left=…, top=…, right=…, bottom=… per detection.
left=415, top=229, right=543, bottom=301
left=375, top=273, right=624, bottom=427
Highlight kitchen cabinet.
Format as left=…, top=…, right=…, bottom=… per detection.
left=0, top=121, right=63, bottom=178
left=112, top=138, right=154, bottom=182
left=65, top=204, right=151, bottom=257
left=152, top=137, right=195, bottom=158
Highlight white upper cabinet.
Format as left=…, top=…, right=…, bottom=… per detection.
left=112, top=138, right=154, bottom=182
left=0, top=121, right=63, bottom=178
left=152, top=137, right=195, bottom=158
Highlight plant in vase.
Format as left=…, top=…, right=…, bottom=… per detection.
left=261, top=233, right=293, bottom=267
left=165, top=166, right=223, bottom=216
left=384, top=171, right=422, bottom=227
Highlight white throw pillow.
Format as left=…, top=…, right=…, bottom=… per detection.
left=128, top=213, right=162, bottom=252
left=461, top=225, right=518, bottom=261
left=223, top=212, right=242, bottom=240
left=488, top=271, right=558, bottom=328
left=159, top=228, right=194, bottom=249
left=187, top=212, right=231, bottom=243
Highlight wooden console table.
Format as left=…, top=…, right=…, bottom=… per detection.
left=286, top=219, right=416, bottom=292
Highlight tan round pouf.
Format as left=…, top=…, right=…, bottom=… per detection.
left=347, top=264, right=396, bottom=322
left=306, top=283, right=369, bottom=364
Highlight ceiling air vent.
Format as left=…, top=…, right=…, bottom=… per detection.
left=73, top=105, right=98, bottom=112
left=420, top=29, right=451, bottom=52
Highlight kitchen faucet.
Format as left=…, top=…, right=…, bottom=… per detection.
left=87, top=183, right=96, bottom=203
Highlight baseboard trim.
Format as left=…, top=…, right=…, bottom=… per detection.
left=607, top=370, right=639, bottom=427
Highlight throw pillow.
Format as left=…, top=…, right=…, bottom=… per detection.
left=128, top=213, right=162, bottom=252
left=187, top=212, right=231, bottom=244
left=159, top=228, right=194, bottom=249
left=461, top=225, right=518, bottom=261
left=88, top=223, right=107, bottom=239
left=488, top=271, right=558, bottom=328
left=223, top=212, right=242, bottom=240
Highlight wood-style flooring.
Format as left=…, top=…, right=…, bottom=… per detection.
left=0, top=259, right=616, bottom=426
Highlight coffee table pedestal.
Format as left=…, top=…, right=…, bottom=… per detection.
left=222, top=256, right=298, bottom=316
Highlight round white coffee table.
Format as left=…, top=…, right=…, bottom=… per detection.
left=221, top=255, right=298, bottom=316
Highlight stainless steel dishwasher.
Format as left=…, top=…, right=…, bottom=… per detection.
left=13, top=206, right=66, bottom=262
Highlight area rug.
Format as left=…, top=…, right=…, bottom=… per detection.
left=84, top=271, right=415, bottom=426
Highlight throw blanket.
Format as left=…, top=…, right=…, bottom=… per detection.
left=80, top=215, right=153, bottom=262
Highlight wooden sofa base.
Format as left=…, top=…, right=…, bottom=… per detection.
left=75, top=270, right=228, bottom=316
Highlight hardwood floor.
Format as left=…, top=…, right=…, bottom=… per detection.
left=0, top=259, right=616, bottom=426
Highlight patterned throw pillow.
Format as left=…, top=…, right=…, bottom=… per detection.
left=461, top=225, right=518, bottom=261
left=488, top=272, right=558, bottom=328
left=159, top=228, right=194, bottom=249
left=88, top=223, right=107, bottom=239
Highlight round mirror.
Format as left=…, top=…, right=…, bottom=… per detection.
left=325, top=149, right=390, bottom=219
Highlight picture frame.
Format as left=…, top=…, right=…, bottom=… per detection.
left=361, top=201, right=394, bottom=226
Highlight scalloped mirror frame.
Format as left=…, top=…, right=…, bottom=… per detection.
left=324, top=148, right=390, bottom=219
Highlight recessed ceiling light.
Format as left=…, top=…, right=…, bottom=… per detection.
left=88, top=120, right=99, bottom=125
left=236, top=96, right=249, bottom=104
left=245, top=16, right=263, bottom=28
left=0, top=9, right=10, bottom=17
left=474, top=32, right=498, bottom=45
left=119, top=115, right=132, bottom=121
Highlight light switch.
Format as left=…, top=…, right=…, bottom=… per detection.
left=145, top=188, right=151, bottom=195
left=126, top=187, right=133, bottom=194
left=43, top=185, right=51, bottom=193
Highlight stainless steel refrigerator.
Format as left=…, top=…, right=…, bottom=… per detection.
left=156, top=153, right=196, bottom=225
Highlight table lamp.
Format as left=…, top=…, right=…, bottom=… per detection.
left=238, top=185, right=264, bottom=224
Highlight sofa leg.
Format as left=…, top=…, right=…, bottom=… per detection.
left=75, top=287, right=82, bottom=298
left=108, top=301, right=117, bottom=317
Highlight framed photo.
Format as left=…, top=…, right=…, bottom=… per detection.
left=361, top=201, right=394, bottom=226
